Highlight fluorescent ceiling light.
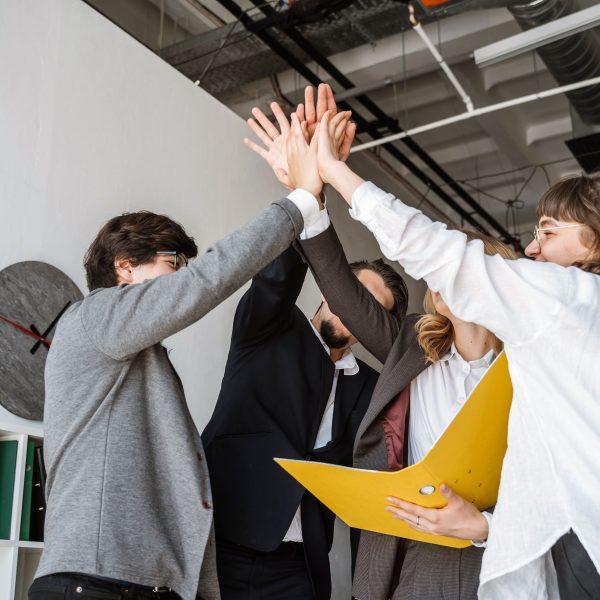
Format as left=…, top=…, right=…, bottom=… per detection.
left=474, top=4, right=600, bottom=67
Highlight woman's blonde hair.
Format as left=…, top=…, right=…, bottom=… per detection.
left=416, top=231, right=517, bottom=363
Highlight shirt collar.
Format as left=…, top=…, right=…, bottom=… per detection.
left=443, top=342, right=496, bottom=369
left=309, top=320, right=360, bottom=376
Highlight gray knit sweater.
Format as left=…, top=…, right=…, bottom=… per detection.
left=37, top=199, right=304, bottom=599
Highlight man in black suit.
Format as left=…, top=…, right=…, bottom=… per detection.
left=201, top=211, right=408, bottom=599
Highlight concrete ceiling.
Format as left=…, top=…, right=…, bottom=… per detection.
left=86, top=0, right=600, bottom=249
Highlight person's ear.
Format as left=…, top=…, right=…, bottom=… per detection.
left=114, top=258, right=134, bottom=285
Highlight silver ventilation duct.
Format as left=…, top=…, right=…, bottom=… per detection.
left=508, top=0, right=600, bottom=126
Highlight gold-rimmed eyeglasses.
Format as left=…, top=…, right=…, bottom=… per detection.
left=156, top=251, right=189, bottom=271
left=532, top=223, right=585, bottom=246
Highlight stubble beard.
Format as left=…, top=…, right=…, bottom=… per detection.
left=319, top=319, right=350, bottom=349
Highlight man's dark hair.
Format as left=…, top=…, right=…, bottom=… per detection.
left=349, top=259, right=409, bottom=319
left=84, top=211, right=198, bottom=291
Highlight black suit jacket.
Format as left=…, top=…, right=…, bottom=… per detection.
left=201, top=245, right=379, bottom=599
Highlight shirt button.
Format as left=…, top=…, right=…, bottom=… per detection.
left=75, top=587, right=83, bottom=594
left=203, top=500, right=212, bottom=509
left=197, top=452, right=203, bottom=461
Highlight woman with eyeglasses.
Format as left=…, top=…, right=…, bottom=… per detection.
left=289, top=113, right=600, bottom=600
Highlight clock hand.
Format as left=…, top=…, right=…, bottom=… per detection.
left=0, top=314, right=51, bottom=346
left=30, top=325, right=51, bottom=351
left=30, top=301, right=71, bottom=355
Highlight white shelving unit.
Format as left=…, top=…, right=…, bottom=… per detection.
left=0, top=405, right=43, bottom=600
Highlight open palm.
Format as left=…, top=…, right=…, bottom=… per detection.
left=244, top=103, right=292, bottom=189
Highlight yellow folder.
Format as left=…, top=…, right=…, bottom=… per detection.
left=276, top=352, right=512, bottom=548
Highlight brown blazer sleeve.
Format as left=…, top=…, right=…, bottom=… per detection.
left=298, top=222, right=400, bottom=364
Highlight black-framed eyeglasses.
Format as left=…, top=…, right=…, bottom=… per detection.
left=156, top=251, right=189, bottom=271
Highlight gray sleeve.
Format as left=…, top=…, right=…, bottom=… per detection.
left=80, top=198, right=303, bottom=360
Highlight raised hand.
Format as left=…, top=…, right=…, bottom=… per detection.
left=385, top=483, right=490, bottom=542
left=244, top=102, right=293, bottom=189
left=297, top=84, right=356, bottom=160
left=316, top=111, right=348, bottom=183
left=286, top=114, right=322, bottom=198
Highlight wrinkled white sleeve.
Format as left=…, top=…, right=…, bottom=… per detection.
left=350, top=181, right=574, bottom=346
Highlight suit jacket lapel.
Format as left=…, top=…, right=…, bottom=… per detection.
left=356, top=325, right=427, bottom=445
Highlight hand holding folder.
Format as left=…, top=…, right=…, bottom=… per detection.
left=276, top=352, right=512, bottom=548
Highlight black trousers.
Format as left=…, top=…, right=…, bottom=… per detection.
left=28, top=573, right=181, bottom=600
left=216, top=539, right=315, bottom=599
left=552, top=531, right=600, bottom=600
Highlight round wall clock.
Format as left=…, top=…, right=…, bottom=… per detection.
left=0, top=261, right=83, bottom=421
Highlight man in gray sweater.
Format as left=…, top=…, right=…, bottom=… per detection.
left=28, top=195, right=318, bottom=600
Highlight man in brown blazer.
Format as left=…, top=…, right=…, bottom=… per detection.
left=298, top=223, right=428, bottom=599
left=299, top=219, right=491, bottom=600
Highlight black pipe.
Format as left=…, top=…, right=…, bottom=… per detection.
left=214, top=0, right=498, bottom=237
left=246, top=0, right=522, bottom=250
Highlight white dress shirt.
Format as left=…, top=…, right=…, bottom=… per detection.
left=349, top=180, right=600, bottom=600
left=283, top=324, right=359, bottom=542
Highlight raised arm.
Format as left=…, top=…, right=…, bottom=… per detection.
left=299, top=223, right=399, bottom=364
left=80, top=198, right=308, bottom=360
left=231, top=242, right=307, bottom=346
left=314, top=114, right=577, bottom=346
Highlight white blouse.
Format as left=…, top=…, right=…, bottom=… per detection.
left=408, top=344, right=495, bottom=466
left=350, top=181, right=600, bottom=600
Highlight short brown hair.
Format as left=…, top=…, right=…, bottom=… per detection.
left=415, top=231, right=517, bottom=363
left=84, top=211, right=198, bottom=291
left=537, top=174, right=600, bottom=272
left=349, top=259, right=409, bottom=319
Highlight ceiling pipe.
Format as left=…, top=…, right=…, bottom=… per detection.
left=245, top=0, right=523, bottom=248
left=408, top=4, right=474, bottom=112
left=474, top=3, right=600, bottom=66
left=351, top=75, right=600, bottom=152
left=211, top=0, right=499, bottom=239
left=214, top=0, right=523, bottom=249
left=507, top=0, right=600, bottom=126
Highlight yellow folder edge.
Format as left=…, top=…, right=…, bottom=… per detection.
left=275, top=352, right=513, bottom=549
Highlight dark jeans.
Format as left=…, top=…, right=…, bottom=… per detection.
left=216, top=539, right=315, bottom=599
left=552, top=531, right=600, bottom=600
left=28, top=573, right=182, bottom=600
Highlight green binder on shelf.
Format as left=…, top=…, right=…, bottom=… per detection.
left=0, top=440, right=18, bottom=539
left=20, top=441, right=35, bottom=541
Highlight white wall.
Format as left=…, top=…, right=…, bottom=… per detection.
left=0, top=0, right=297, bottom=426
left=0, top=1, right=425, bottom=597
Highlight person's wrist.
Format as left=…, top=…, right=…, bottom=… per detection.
left=293, top=184, right=322, bottom=198
left=309, top=182, right=324, bottom=198
left=472, top=512, right=489, bottom=542
left=321, top=159, right=347, bottom=185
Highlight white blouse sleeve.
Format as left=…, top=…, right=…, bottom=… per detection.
left=350, top=181, right=576, bottom=346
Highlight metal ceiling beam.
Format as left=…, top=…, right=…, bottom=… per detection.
left=217, top=0, right=522, bottom=249
left=213, top=0, right=496, bottom=238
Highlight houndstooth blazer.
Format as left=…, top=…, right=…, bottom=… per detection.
left=299, top=224, right=428, bottom=600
